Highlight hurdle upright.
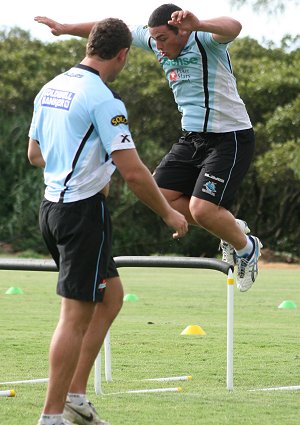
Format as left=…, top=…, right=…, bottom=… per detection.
left=0, top=256, right=234, bottom=391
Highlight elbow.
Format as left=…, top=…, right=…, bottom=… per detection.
left=28, top=153, right=35, bottom=165
left=28, top=150, right=38, bottom=166
left=121, top=168, right=140, bottom=185
left=28, top=152, right=44, bottom=168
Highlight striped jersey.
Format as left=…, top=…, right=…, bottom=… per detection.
left=131, top=26, right=252, bottom=133
left=29, top=64, right=135, bottom=203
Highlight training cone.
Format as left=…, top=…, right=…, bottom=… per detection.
left=5, top=287, right=23, bottom=295
left=278, top=300, right=297, bottom=309
left=181, top=325, right=206, bottom=336
left=123, top=293, right=139, bottom=302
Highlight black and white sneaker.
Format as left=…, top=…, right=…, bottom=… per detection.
left=64, top=396, right=110, bottom=425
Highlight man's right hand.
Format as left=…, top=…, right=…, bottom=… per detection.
left=34, top=16, right=64, bottom=36
left=162, top=208, right=188, bottom=240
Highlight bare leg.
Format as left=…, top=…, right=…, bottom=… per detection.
left=160, top=188, right=247, bottom=250
left=159, top=188, right=197, bottom=224
left=189, top=197, right=247, bottom=249
left=68, top=276, right=123, bottom=394
left=43, top=298, right=95, bottom=414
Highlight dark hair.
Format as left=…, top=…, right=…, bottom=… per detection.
left=86, top=18, right=132, bottom=59
left=148, top=3, right=182, bottom=33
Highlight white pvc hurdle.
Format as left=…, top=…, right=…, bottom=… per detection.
left=0, top=256, right=234, bottom=392
left=93, top=256, right=234, bottom=393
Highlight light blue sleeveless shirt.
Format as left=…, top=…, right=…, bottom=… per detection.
left=131, top=26, right=252, bottom=133
left=29, top=64, right=135, bottom=203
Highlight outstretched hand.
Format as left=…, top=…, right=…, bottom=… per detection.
left=168, top=10, right=200, bottom=32
left=34, top=16, right=64, bottom=36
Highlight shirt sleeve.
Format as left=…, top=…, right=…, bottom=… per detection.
left=197, top=31, right=229, bottom=53
left=28, top=92, right=42, bottom=140
left=92, top=98, right=136, bottom=155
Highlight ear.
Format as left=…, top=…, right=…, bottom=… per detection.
left=178, top=29, right=189, bottom=37
left=117, top=47, right=129, bottom=62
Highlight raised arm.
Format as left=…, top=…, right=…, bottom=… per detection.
left=34, top=16, right=97, bottom=38
left=168, top=10, right=242, bottom=43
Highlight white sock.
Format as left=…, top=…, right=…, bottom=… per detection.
left=236, top=236, right=254, bottom=258
left=39, top=414, right=63, bottom=425
left=68, top=392, right=86, bottom=405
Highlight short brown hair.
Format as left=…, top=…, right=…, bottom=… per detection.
left=148, top=3, right=182, bottom=33
left=86, top=18, right=132, bottom=59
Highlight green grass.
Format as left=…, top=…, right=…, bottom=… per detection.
left=0, top=265, right=299, bottom=424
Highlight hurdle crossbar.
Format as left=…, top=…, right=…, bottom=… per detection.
left=0, top=256, right=231, bottom=274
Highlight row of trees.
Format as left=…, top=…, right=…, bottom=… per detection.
left=0, top=27, right=299, bottom=258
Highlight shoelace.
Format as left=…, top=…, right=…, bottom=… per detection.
left=237, top=257, right=249, bottom=278
left=220, top=241, right=234, bottom=261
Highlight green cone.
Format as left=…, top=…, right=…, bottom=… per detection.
left=5, top=287, right=24, bottom=295
left=278, top=300, right=297, bottom=309
left=123, top=293, right=139, bottom=301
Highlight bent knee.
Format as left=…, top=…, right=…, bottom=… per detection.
left=189, top=198, right=219, bottom=226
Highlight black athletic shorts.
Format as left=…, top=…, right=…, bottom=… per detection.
left=153, top=128, right=255, bottom=209
left=39, top=192, right=119, bottom=303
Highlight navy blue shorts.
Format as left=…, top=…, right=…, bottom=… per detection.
left=153, top=128, right=255, bottom=209
left=39, top=192, right=119, bottom=302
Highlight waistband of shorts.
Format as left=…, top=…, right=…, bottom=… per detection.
left=96, top=191, right=106, bottom=200
left=182, top=128, right=253, bottom=142
left=182, top=131, right=204, bottom=138
left=43, top=191, right=106, bottom=205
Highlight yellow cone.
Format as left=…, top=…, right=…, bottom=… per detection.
left=180, top=325, right=206, bottom=336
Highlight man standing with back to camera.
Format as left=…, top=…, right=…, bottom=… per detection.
left=28, top=18, right=188, bottom=425
left=35, top=3, right=262, bottom=292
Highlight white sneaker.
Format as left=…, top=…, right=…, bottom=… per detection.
left=63, top=397, right=110, bottom=425
left=220, top=219, right=250, bottom=266
left=236, top=236, right=263, bottom=292
left=37, top=418, right=73, bottom=425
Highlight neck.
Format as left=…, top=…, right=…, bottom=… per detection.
left=80, top=56, right=108, bottom=82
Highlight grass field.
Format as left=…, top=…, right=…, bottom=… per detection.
left=0, top=262, right=299, bottom=424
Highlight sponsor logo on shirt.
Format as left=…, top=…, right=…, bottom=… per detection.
left=169, top=68, right=191, bottom=82
left=160, top=57, right=198, bottom=66
left=111, top=133, right=135, bottom=150
left=170, top=70, right=178, bottom=81
left=41, top=88, right=75, bottom=110
left=120, top=134, right=132, bottom=143
left=111, top=115, right=128, bottom=126
left=64, top=71, right=84, bottom=78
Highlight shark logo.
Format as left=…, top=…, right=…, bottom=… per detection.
left=202, top=181, right=216, bottom=196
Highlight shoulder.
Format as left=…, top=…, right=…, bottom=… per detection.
left=107, top=86, right=122, bottom=101
left=131, top=25, right=153, bottom=50
left=130, top=24, right=150, bottom=36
